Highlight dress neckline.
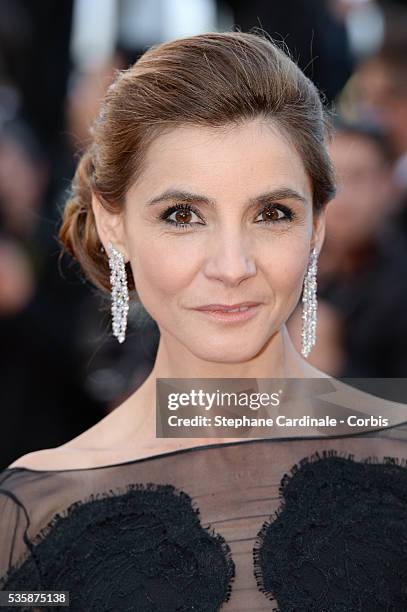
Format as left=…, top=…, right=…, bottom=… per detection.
left=5, top=422, right=404, bottom=475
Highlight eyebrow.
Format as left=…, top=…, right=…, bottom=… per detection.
left=146, top=187, right=309, bottom=207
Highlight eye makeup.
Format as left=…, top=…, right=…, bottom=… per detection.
left=157, top=202, right=296, bottom=231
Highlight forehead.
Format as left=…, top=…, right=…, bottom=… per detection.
left=129, top=118, right=312, bottom=202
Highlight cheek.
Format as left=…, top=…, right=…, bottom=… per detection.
left=129, top=237, right=197, bottom=300
left=273, top=252, right=307, bottom=301
left=260, top=234, right=310, bottom=296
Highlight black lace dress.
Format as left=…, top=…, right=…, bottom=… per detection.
left=1, top=422, right=407, bottom=611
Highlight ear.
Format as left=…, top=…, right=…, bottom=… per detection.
left=311, top=205, right=327, bottom=255
left=91, top=192, right=130, bottom=262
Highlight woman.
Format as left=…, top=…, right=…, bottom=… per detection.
left=1, top=31, right=407, bottom=611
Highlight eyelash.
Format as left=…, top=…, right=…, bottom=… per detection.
left=158, top=202, right=295, bottom=230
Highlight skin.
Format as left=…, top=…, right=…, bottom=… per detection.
left=103, top=117, right=325, bottom=370
left=10, top=116, right=331, bottom=469
left=87, top=117, right=327, bottom=452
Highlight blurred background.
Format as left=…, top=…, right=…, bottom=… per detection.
left=1, top=0, right=407, bottom=468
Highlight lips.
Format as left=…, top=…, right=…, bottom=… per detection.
left=193, top=302, right=262, bottom=324
left=195, top=302, right=261, bottom=313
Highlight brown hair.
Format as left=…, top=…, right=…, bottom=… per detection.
left=58, top=30, right=336, bottom=294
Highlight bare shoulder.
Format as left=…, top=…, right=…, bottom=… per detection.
left=8, top=402, right=131, bottom=471
left=324, top=376, right=407, bottom=417
left=8, top=447, right=77, bottom=471
left=296, top=364, right=407, bottom=419
left=7, top=388, right=159, bottom=471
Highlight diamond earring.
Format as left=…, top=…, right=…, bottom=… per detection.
left=301, top=246, right=318, bottom=358
left=107, top=241, right=129, bottom=343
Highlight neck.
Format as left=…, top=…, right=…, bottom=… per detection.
left=117, top=325, right=322, bottom=448
left=152, top=324, right=307, bottom=378
left=139, top=325, right=313, bottom=412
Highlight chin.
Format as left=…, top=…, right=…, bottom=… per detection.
left=187, top=337, right=269, bottom=365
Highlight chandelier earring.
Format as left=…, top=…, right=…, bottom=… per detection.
left=107, top=241, right=129, bottom=343
left=301, top=246, right=318, bottom=358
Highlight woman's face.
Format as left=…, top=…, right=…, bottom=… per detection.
left=116, top=118, right=323, bottom=363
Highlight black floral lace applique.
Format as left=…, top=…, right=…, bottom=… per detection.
left=1, top=483, right=235, bottom=612
left=253, top=449, right=407, bottom=612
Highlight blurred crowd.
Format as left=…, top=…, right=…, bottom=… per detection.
left=1, top=0, right=407, bottom=467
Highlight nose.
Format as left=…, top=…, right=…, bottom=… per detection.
left=203, top=230, right=257, bottom=287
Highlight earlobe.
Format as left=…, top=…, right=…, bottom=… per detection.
left=312, top=208, right=327, bottom=254
left=91, top=192, right=130, bottom=262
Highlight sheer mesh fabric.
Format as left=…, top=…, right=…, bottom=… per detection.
left=1, top=423, right=407, bottom=611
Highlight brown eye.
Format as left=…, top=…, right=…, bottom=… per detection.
left=262, top=208, right=281, bottom=222
left=256, top=205, right=293, bottom=224
left=160, top=203, right=204, bottom=229
left=174, top=209, right=193, bottom=224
